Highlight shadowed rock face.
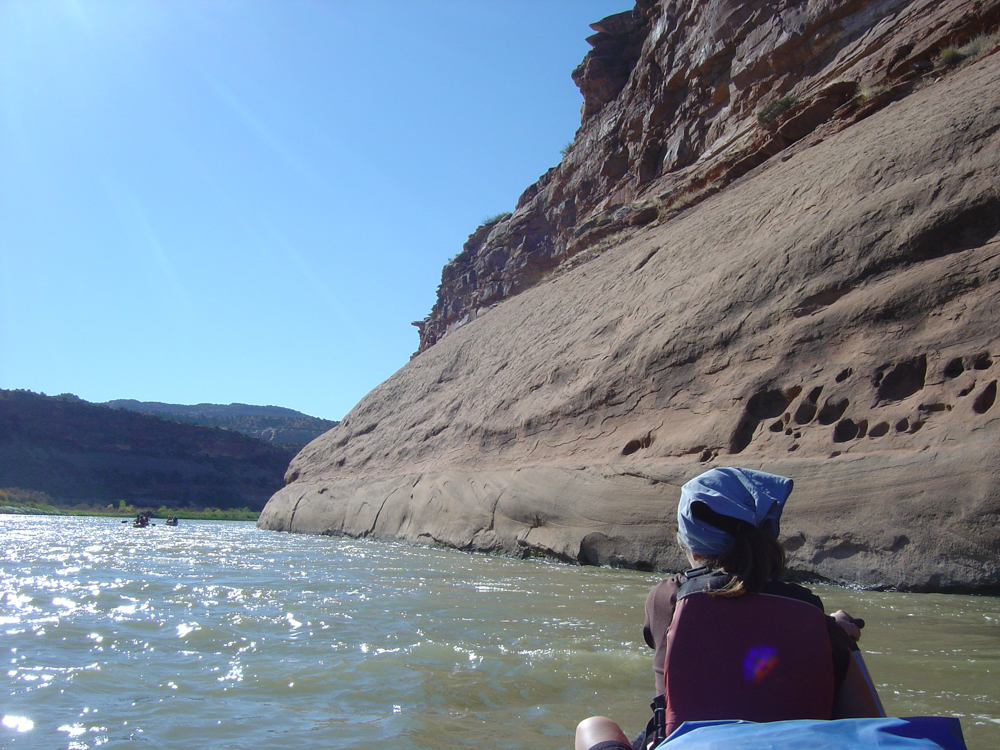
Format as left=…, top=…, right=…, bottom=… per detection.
left=1, top=391, right=290, bottom=510
left=261, top=1, right=1000, bottom=592
left=103, top=400, right=338, bottom=453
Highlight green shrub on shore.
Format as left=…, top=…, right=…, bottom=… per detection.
left=0, top=504, right=65, bottom=516
left=0, top=488, right=64, bottom=514
left=153, top=506, right=259, bottom=521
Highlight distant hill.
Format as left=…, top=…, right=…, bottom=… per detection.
left=103, top=400, right=338, bottom=454
left=0, top=390, right=293, bottom=511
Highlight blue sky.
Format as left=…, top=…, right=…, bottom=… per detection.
left=0, top=0, right=628, bottom=420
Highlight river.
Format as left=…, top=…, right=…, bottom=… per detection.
left=1, top=516, right=997, bottom=749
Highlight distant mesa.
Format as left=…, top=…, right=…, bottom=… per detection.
left=0, top=390, right=336, bottom=512
left=103, top=399, right=338, bottom=454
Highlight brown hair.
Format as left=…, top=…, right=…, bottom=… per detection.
left=697, top=519, right=786, bottom=597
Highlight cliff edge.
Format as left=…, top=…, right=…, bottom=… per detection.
left=260, top=0, right=1000, bottom=592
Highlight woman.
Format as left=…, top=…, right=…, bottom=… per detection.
left=576, top=467, right=881, bottom=750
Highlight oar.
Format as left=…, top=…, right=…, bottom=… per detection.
left=851, top=618, right=887, bottom=717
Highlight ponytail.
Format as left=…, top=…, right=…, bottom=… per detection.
left=698, top=520, right=786, bottom=597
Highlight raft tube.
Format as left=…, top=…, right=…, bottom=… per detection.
left=662, top=717, right=966, bottom=749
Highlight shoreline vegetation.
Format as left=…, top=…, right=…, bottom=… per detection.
left=0, top=487, right=259, bottom=522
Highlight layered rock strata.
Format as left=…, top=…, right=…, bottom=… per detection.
left=415, top=0, right=1000, bottom=355
left=261, top=1, right=1000, bottom=592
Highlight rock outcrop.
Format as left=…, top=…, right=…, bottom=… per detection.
left=261, top=0, right=1000, bottom=592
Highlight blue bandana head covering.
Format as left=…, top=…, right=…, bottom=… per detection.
left=677, top=467, right=793, bottom=556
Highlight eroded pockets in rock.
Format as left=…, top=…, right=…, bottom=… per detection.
left=874, top=355, right=927, bottom=402
left=729, top=386, right=801, bottom=454
left=973, top=380, right=997, bottom=414
left=621, top=432, right=655, bottom=455
left=723, top=349, right=995, bottom=454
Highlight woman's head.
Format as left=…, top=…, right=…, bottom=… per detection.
left=676, top=467, right=793, bottom=595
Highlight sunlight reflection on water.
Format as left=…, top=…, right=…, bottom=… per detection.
left=1, top=515, right=997, bottom=749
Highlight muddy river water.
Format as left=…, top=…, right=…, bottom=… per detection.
left=2, top=516, right=997, bottom=749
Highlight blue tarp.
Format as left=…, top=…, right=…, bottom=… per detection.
left=662, top=717, right=967, bottom=749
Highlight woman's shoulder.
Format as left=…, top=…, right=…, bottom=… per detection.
left=646, top=573, right=684, bottom=601
left=658, top=572, right=686, bottom=589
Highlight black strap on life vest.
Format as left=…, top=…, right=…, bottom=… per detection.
left=633, top=694, right=667, bottom=750
left=676, top=565, right=732, bottom=599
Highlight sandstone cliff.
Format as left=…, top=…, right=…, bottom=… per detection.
left=260, top=0, right=1000, bottom=592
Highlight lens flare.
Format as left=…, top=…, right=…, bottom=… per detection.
left=744, top=645, right=779, bottom=683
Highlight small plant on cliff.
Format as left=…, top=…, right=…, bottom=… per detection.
left=854, top=82, right=887, bottom=103
left=937, top=46, right=966, bottom=67
left=658, top=180, right=721, bottom=214
left=961, top=31, right=1000, bottom=58
left=559, top=140, right=574, bottom=157
left=480, top=211, right=510, bottom=226
left=937, top=32, right=1000, bottom=67
left=757, top=95, right=797, bottom=124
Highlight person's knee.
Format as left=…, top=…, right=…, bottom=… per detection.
left=575, top=716, right=630, bottom=750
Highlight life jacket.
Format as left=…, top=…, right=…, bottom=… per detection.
left=660, top=568, right=835, bottom=738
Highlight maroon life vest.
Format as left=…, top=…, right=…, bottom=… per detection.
left=661, top=571, right=835, bottom=737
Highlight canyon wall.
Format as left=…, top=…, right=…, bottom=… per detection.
left=260, top=0, right=1000, bottom=592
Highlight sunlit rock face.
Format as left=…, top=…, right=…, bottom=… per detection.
left=260, top=0, right=1000, bottom=592
left=414, top=0, right=1000, bottom=355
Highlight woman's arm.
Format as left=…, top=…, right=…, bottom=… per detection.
left=830, top=609, right=862, bottom=641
